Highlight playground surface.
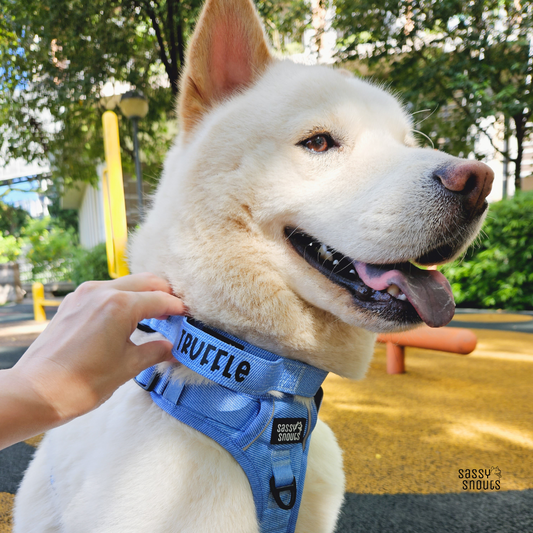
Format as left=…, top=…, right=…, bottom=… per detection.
left=1, top=304, right=532, bottom=532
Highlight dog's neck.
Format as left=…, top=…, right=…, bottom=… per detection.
left=177, top=280, right=376, bottom=380
left=131, top=217, right=376, bottom=380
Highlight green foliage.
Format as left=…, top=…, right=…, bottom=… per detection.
left=0, top=201, right=27, bottom=263
left=334, top=0, right=533, bottom=188
left=70, top=242, right=112, bottom=286
left=0, top=0, right=310, bottom=193
left=256, top=0, right=310, bottom=52
left=0, top=0, right=197, bottom=188
left=440, top=192, right=533, bottom=310
left=46, top=184, right=79, bottom=233
left=0, top=209, right=111, bottom=284
left=0, top=201, right=29, bottom=237
left=0, top=234, right=23, bottom=263
left=21, top=216, right=77, bottom=279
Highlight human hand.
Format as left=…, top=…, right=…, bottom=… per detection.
left=1, top=273, right=185, bottom=448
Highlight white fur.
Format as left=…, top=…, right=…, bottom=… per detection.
left=15, top=0, right=488, bottom=530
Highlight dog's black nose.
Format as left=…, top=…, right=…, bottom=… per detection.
left=434, top=161, right=494, bottom=218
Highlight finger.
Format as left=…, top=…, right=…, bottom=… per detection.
left=108, top=273, right=174, bottom=294
left=131, top=291, right=187, bottom=324
left=130, top=340, right=175, bottom=374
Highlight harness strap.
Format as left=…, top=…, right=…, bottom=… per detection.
left=135, top=317, right=328, bottom=533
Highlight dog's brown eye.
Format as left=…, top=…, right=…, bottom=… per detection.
left=300, top=134, right=336, bottom=153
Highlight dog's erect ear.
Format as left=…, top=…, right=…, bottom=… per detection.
left=178, top=0, right=272, bottom=135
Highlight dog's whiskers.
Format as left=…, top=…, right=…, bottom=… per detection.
left=412, top=129, right=435, bottom=149
left=411, top=106, right=439, bottom=127
left=284, top=225, right=303, bottom=242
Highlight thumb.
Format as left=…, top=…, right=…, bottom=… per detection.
left=131, top=340, right=175, bottom=373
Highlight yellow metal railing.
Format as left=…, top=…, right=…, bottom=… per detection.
left=32, top=282, right=61, bottom=322
left=32, top=110, right=130, bottom=321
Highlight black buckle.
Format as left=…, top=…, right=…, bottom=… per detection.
left=270, top=476, right=297, bottom=510
left=134, top=371, right=159, bottom=392
left=136, top=322, right=156, bottom=333
left=314, top=386, right=324, bottom=412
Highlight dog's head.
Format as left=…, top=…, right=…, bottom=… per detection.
left=130, top=0, right=493, bottom=378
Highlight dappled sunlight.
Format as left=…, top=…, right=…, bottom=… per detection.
left=333, top=402, right=402, bottom=417
left=319, top=329, right=533, bottom=495
left=473, top=351, right=533, bottom=363
left=452, top=313, right=533, bottom=323
left=447, top=420, right=533, bottom=450
left=470, top=329, right=533, bottom=358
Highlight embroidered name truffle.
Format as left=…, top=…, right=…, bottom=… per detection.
left=175, top=330, right=251, bottom=383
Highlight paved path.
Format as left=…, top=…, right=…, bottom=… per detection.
left=1, top=307, right=532, bottom=532
left=452, top=308, right=533, bottom=334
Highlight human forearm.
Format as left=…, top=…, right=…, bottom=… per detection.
left=0, top=368, right=61, bottom=449
left=0, top=273, right=186, bottom=451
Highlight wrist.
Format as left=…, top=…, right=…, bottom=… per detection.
left=0, top=368, right=61, bottom=449
left=15, top=361, right=100, bottom=425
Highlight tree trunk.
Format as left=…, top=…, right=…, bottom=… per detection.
left=139, top=0, right=183, bottom=96
left=311, top=0, right=327, bottom=62
left=167, top=0, right=180, bottom=95
left=513, top=112, right=528, bottom=192
left=502, top=115, right=509, bottom=198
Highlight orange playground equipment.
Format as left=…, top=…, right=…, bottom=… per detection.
left=377, top=326, right=478, bottom=374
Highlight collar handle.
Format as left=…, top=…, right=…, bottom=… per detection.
left=139, top=317, right=327, bottom=397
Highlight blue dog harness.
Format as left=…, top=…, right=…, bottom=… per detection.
left=134, top=316, right=328, bottom=533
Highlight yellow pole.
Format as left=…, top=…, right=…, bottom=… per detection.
left=102, top=110, right=130, bottom=278
left=32, top=282, right=47, bottom=322
left=102, top=169, right=117, bottom=278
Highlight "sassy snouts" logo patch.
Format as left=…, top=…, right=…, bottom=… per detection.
left=271, top=418, right=307, bottom=445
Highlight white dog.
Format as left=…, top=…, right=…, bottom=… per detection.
left=14, top=0, right=493, bottom=531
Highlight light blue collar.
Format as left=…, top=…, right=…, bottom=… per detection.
left=139, top=316, right=328, bottom=398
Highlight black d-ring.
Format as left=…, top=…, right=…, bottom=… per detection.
left=270, top=476, right=297, bottom=510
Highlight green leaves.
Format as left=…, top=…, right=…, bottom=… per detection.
left=0, top=201, right=29, bottom=237
left=0, top=234, right=23, bottom=263
left=70, top=242, right=111, bottom=286
left=440, top=192, right=533, bottom=310
left=0, top=0, right=196, bottom=188
left=256, top=0, right=310, bottom=51
left=333, top=0, right=533, bottom=184
left=1, top=0, right=310, bottom=193
left=21, top=216, right=78, bottom=278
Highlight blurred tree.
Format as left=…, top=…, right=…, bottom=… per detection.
left=70, top=242, right=112, bottom=286
left=0, top=0, right=191, bottom=187
left=0, top=200, right=29, bottom=237
left=0, top=0, right=309, bottom=189
left=334, top=0, right=533, bottom=190
left=440, top=190, right=533, bottom=310
left=0, top=234, right=22, bottom=263
left=21, top=216, right=78, bottom=278
left=256, top=0, right=310, bottom=52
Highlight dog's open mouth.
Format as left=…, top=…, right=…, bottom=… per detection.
left=285, top=227, right=455, bottom=328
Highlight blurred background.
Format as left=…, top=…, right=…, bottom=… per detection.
left=1, top=2, right=533, bottom=532
left=1, top=0, right=532, bottom=307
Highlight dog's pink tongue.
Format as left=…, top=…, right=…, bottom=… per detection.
left=353, top=261, right=455, bottom=328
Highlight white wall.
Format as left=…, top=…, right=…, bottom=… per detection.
left=78, top=169, right=106, bottom=249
